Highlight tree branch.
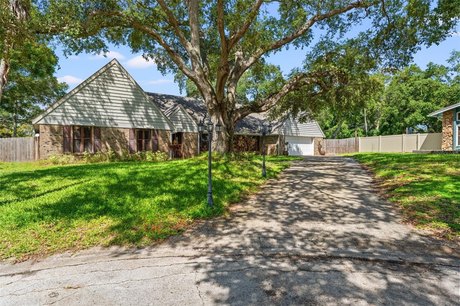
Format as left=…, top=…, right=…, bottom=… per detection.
left=235, top=73, right=311, bottom=120
left=232, top=1, right=373, bottom=82
left=156, top=0, right=193, bottom=53
left=228, top=0, right=264, bottom=50
left=216, top=0, right=230, bottom=104
left=129, top=20, right=196, bottom=81
left=217, top=0, right=228, bottom=53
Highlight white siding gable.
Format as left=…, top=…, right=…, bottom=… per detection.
left=279, top=117, right=325, bottom=138
left=168, top=106, right=198, bottom=132
left=33, top=60, right=172, bottom=130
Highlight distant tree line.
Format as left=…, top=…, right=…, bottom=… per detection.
left=273, top=49, right=460, bottom=139
left=317, top=51, right=460, bottom=138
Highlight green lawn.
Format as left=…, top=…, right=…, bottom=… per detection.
left=351, top=153, right=459, bottom=239
left=0, top=155, right=297, bottom=261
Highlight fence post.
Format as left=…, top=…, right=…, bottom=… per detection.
left=416, top=133, right=420, bottom=150
left=402, top=134, right=405, bottom=153
left=378, top=136, right=382, bottom=153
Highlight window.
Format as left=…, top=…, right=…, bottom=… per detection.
left=457, top=125, right=460, bottom=147
left=457, top=111, right=460, bottom=122
left=73, top=126, right=93, bottom=153
left=172, top=132, right=183, bottom=145
left=136, top=130, right=151, bottom=152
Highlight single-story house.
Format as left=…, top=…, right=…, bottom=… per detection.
left=428, top=103, right=460, bottom=151
left=148, top=93, right=325, bottom=157
left=32, top=59, right=325, bottom=159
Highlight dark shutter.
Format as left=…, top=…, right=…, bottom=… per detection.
left=94, top=127, right=102, bottom=152
left=152, top=129, right=159, bottom=152
left=129, top=128, right=136, bottom=153
left=63, top=126, right=72, bottom=153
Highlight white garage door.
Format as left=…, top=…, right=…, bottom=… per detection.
left=286, top=136, right=314, bottom=156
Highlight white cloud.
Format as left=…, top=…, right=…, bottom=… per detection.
left=148, top=79, right=174, bottom=85
left=58, top=75, right=83, bottom=85
left=91, top=51, right=125, bottom=60
left=452, top=31, right=460, bottom=37
left=126, top=55, right=156, bottom=69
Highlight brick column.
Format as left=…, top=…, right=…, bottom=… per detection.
left=442, top=110, right=454, bottom=151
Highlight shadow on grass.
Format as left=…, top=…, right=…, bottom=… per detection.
left=351, top=153, right=460, bottom=236
left=0, top=156, right=290, bottom=258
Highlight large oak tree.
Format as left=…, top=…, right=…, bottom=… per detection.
left=2, top=0, right=459, bottom=151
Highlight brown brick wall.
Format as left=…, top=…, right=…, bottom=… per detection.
left=157, top=130, right=171, bottom=154
left=263, top=135, right=279, bottom=155
left=182, top=132, right=199, bottom=157
left=38, top=125, right=171, bottom=159
left=314, top=138, right=325, bottom=156
left=101, top=127, right=130, bottom=155
left=39, top=125, right=63, bottom=159
left=442, top=110, right=453, bottom=150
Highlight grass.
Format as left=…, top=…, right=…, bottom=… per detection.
left=350, top=153, right=460, bottom=239
left=0, top=154, right=298, bottom=261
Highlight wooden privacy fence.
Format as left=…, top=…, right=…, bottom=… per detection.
left=0, top=137, right=35, bottom=162
left=323, top=138, right=358, bottom=155
left=323, top=133, right=442, bottom=155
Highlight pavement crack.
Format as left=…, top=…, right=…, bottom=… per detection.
left=195, top=272, right=204, bottom=306
left=1, top=251, right=458, bottom=279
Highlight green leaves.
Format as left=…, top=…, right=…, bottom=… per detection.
left=0, top=41, right=67, bottom=137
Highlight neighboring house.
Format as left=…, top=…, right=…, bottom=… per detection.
left=428, top=103, right=460, bottom=151
left=32, top=59, right=325, bottom=159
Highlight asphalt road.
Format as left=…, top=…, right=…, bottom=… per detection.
left=1, top=157, right=459, bottom=305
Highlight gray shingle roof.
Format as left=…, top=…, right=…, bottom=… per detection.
left=147, top=92, right=272, bottom=134
left=146, top=92, right=325, bottom=138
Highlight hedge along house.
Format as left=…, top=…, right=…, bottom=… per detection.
left=149, top=93, right=325, bottom=156
left=429, top=103, right=460, bottom=151
left=32, top=59, right=174, bottom=159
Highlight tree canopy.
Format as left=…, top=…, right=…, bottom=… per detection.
left=1, top=0, right=459, bottom=150
left=310, top=51, right=460, bottom=138
left=0, top=41, right=67, bottom=137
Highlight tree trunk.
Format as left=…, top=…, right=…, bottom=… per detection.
left=0, top=58, right=8, bottom=102
left=363, top=108, right=368, bottom=136
left=209, top=111, right=235, bottom=153
left=12, top=100, right=18, bottom=137
left=331, top=120, right=343, bottom=139
left=203, top=93, right=238, bottom=154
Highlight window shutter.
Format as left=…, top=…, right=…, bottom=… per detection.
left=152, top=129, right=159, bottom=151
left=129, top=129, right=136, bottom=153
left=63, top=126, right=72, bottom=153
left=94, top=127, right=102, bottom=152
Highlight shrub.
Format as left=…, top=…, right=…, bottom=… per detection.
left=145, top=151, right=168, bottom=162
left=45, top=150, right=170, bottom=165
left=46, top=154, right=78, bottom=165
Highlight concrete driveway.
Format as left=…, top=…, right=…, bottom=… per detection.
left=1, top=157, right=459, bottom=305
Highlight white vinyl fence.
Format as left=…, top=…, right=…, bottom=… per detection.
left=324, top=133, right=442, bottom=155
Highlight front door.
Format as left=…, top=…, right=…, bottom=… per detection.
left=171, top=132, right=183, bottom=158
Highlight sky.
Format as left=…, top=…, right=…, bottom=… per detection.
left=54, top=25, right=460, bottom=97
